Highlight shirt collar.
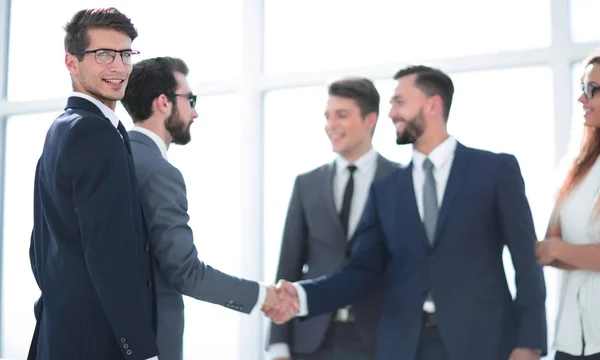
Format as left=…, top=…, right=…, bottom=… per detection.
left=71, top=92, right=120, bottom=128
left=335, top=148, right=378, bottom=175
left=413, top=136, right=457, bottom=170
left=130, top=125, right=169, bottom=159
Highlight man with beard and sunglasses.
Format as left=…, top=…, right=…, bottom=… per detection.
left=267, top=65, right=547, bottom=360
left=121, top=57, right=289, bottom=360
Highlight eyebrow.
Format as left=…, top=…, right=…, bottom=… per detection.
left=324, top=108, right=351, bottom=117
left=91, top=48, right=134, bottom=51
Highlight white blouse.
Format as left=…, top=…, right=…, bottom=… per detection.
left=555, top=156, right=600, bottom=356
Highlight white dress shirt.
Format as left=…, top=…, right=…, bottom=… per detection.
left=294, top=136, right=457, bottom=317
left=554, top=155, right=600, bottom=356
left=71, top=92, right=120, bottom=128
left=269, top=148, right=378, bottom=359
left=334, top=148, right=379, bottom=239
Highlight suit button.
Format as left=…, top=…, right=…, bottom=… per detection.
left=126, top=349, right=132, bottom=355
left=147, top=279, right=152, bottom=288
left=123, top=344, right=129, bottom=349
left=144, top=243, right=149, bottom=252
left=121, top=337, right=126, bottom=343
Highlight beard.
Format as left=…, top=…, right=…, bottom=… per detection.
left=165, top=106, right=193, bottom=145
left=395, top=109, right=426, bottom=145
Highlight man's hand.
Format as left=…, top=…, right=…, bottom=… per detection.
left=262, top=280, right=299, bottom=324
left=536, top=236, right=562, bottom=265
left=263, top=284, right=280, bottom=310
left=509, top=348, right=541, bottom=360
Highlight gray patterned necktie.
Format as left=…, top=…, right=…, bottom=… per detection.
left=422, top=158, right=438, bottom=244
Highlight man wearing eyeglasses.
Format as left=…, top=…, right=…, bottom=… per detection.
left=121, top=57, right=289, bottom=360
left=28, top=7, right=159, bottom=360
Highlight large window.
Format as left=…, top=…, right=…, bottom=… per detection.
left=569, top=0, right=600, bottom=43
left=262, top=86, right=333, bottom=283
left=1, top=112, right=58, bottom=359
left=263, top=0, right=551, bottom=74
left=3, top=1, right=599, bottom=359
left=162, top=94, right=245, bottom=360
left=7, top=0, right=242, bottom=101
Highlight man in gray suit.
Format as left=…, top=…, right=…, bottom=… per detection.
left=121, top=57, right=287, bottom=360
left=267, top=78, right=398, bottom=360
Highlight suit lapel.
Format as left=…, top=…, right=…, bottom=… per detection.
left=433, top=143, right=470, bottom=246
left=322, top=163, right=345, bottom=235
left=397, top=163, right=431, bottom=251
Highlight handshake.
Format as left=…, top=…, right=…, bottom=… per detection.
left=262, top=280, right=300, bottom=324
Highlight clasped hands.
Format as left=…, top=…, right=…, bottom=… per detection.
left=262, top=280, right=300, bottom=324
left=535, top=236, right=562, bottom=265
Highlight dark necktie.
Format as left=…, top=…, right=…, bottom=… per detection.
left=422, top=158, right=438, bottom=244
left=116, top=121, right=132, bottom=155
left=340, top=164, right=357, bottom=238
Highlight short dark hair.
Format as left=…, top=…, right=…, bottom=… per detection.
left=328, top=77, right=380, bottom=118
left=64, top=7, right=138, bottom=61
left=393, top=65, right=454, bottom=120
left=121, top=57, right=189, bottom=122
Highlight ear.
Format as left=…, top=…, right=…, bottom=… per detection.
left=427, top=94, right=443, bottom=118
left=154, top=94, right=172, bottom=116
left=65, top=53, right=78, bottom=76
left=365, top=111, right=378, bottom=132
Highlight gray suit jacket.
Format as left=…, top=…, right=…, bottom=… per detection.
left=129, top=131, right=260, bottom=360
left=268, top=154, right=398, bottom=355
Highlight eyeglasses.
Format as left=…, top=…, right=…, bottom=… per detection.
left=582, top=82, right=600, bottom=101
left=171, top=93, right=197, bottom=108
left=78, top=48, right=140, bottom=65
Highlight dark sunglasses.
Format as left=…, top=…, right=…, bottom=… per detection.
left=171, top=93, right=197, bottom=108
left=582, top=82, right=600, bottom=101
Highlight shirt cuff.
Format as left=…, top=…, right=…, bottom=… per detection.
left=268, top=343, right=291, bottom=359
left=292, top=282, right=308, bottom=316
left=250, top=282, right=268, bottom=315
left=146, top=357, right=158, bottom=360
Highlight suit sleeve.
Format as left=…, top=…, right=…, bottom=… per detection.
left=495, top=154, right=547, bottom=355
left=268, top=176, right=308, bottom=348
left=298, top=184, right=388, bottom=317
left=65, top=120, right=158, bottom=360
left=140, top=164, right=259, bottom=312
left=29, top=228, right=38, bottom=286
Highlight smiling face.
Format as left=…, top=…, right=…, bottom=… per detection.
left=388, top=74, right=429, bottom=145
left=580, top=61, right=600, bottom=128
left=324, top=95, right=376, bottom=162
left=65, top=28, right=133, bottom=110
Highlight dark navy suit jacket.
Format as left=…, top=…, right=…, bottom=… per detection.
left=28, top=96, right=158, bottom=360
left=299, top=143, right=547, bottom=360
